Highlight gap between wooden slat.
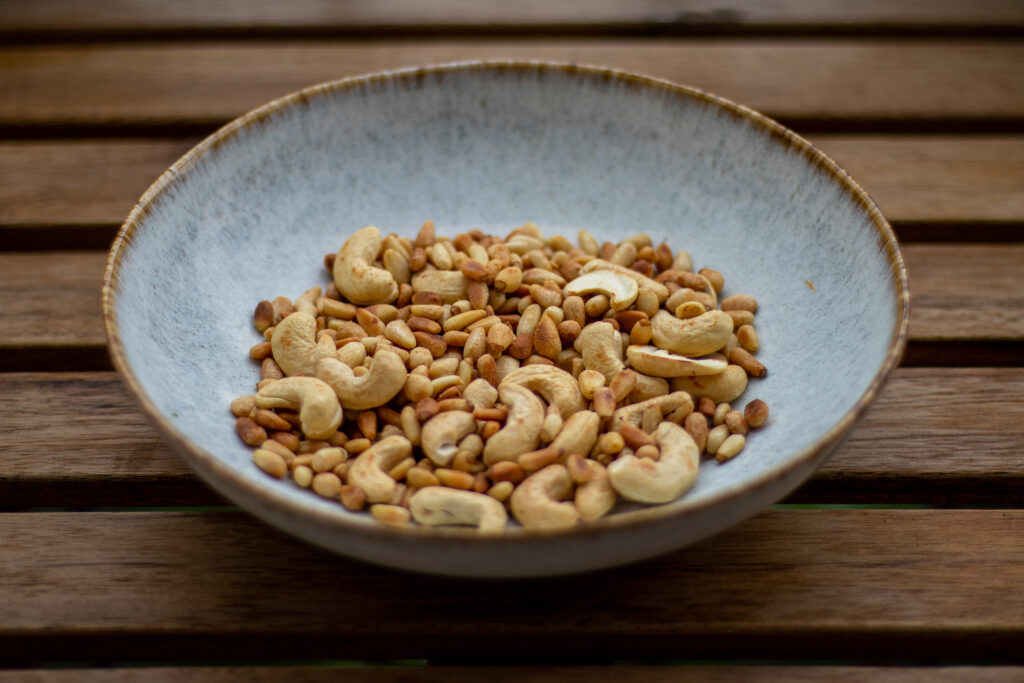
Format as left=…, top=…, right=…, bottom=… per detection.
left=2, top=136, right=1022, bottom=236
left=0, top=510, right=1020, bottom=664
left=1, top=368, right=1020, bottom=508
left=1, top=41, right=1022, bottom=132
left=2, top=0, right=1023, bottom=41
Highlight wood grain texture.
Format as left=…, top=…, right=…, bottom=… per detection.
left=1, top=667, right=1021, bottom=682
left=1, top=369, right=1021, bottom=507
left=1, top=246, right=1019, bottom=360
left=1, top=42, right=1022, bottom=130
left=0, top=510, right=1021, bottom=663
left=3, top=0, right=1023, bottom=36
left=3, top=136, right=1022, bottom=235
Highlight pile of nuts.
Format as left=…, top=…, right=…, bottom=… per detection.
left=231, top=222, right=768, bottom=531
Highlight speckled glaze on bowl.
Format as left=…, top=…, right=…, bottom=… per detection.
left=103, top=62, right=908, bottom=577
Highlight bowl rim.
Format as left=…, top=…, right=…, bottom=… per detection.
left=102, top=60, right=910, bottom=543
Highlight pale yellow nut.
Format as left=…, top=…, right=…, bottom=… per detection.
left=255, top=376, right=343, bottom=440
left=625, top=345, right=728, bottom=378
left=608, top=422, right=699, bottom=504
left=371, top=504, right=412, bottom=526
left=650, top=309, right=734, bottom=357
left=420, top=410, right=478, bottom=466
left=671, top=364, right=749, bottom=404
left=270, top=311, right=318, bottom=376
left=500, top=364, right=587, bottom=420
left=409, top=486, right=508, bottom=532
left=510, top=464, right=578, bottom=530
left=312, top=472, right=343, bottom=498
left=564, top=271, right=639, bottom=311
left=347, top=435, right=413, bottom=503
left=575, top=460, right=617, bottom=522
left=333, top=226, right=399, bottom=305
left=316, top=350, right=407, bottom=410
left=253, top=449, right=287, bottom=478
left=411, top=269, right=469, bottom=304
left=579, top=259, right=669, bottom=302
left=483, top=383, right=545, bottom=465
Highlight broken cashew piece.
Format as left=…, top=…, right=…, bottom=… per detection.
left=270, top=311, right=318, bottom=376
left=316, top=350, right=407, bottom=410
left=651, top=309, right=733, bottom=356
left=409, top=486, right=508, bottom=532
left=608, top=422, right=699, bottom=504
left=483, top=383, right=545, bottom=465
left=411, top=269, right=469, bottom=304
left=510, top=464, right=578, bottom=530
left=500, top=364, right=586, bottom=420
left=626, top=345, right=727, bottom=378
left=463, top=378, right=498, bottom=410
left=254, top=376, right=342, bottom=440
left=348, top=435, right=413, bottom=503
left=575, top=460, right=616, bottom=521
left=564, top=270, right=639, bottom=311
left=420, top=410, right=478, bottom=467
left=333, top=226, right=399, bottom=305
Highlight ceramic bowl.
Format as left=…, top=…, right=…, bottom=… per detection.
left=103, top=62, right=908, bottom=577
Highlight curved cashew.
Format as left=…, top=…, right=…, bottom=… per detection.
left=270, top=311, right=317, bottom=376
left=510, top=464, right=578, bottom=530
left=651, top=309, right=733, bottom=356
left=671, top=364, right=749, bottom=403
left=254, top=376, right=342, bottom=439
left=564, top=271, right=638, bottom=311
left=549, top=410, right=600, bottom=460
left=608, top=422, right=699, bottom=503
left=579, top=321, right=626, bottom=381
left=482, top=383, right=545, bottom=465
left=315, top=350, right=407, bottom=410
left=333, top=226, right=399, bottom=305
left=626, top=345, right=727, bottom=378
left=611, top=391, right=693, bottom=432
left=499, top=365, right=586, bottom=420
left=411, top=269, right=469, bottom=304
left=575, top=460, right=616, bottom=521
left=580, top=259, right=669, bottom=302
left=463, top=378, right=498, bottom=410
left=348, top=435, right=413, bottom=503
left=420, top=410, right=478, bottom=466
left=409, top=486, right=508, bottom=532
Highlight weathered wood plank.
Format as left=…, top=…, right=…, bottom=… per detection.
left=1, top=42, right=1022, bottom=131
left=1, top=246, right=1019, bottom=364
left=2, top=136, right=1022, bottom=240
left=0, top=510, right=1020, bottom=663
left=0, top=666, right=1020, bottom=682
left=3, top=0, right=1023, bottom=38
left=1, top=369, right=1020, bottom=507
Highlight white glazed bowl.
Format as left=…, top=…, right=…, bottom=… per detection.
left=103, top=62, right=908, bottom=577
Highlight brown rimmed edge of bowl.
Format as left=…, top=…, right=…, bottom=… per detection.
left=102, top=60, right=910, bottom=546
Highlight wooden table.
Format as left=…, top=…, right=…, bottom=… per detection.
left=2, top=2, right=1023, bottom=679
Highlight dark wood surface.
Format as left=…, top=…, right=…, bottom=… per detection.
left=1, top=1, right=1022, bottom=678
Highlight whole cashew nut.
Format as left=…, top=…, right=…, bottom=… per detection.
left=411, top=269, right=469, bottom=304
left=626, top=345, right=727, bottom=378
left=510, top=464, right=578, bottom=530
left=671, top=364, right=749, bottom=404
left=270, top=311, right=317, bottom=376
left=499, top=365, right=586, bottom=420
left=482, top=383, right=545, bottom=465
left=611, top=391, right=693, bottom=432
left=333, top=226, right=399, bottom=305
left=316, top=350, right=407, bottom=410
left=254, top=376, right=342, bottom=440
left=651, top=309, right=733, bottom=356
left=608, top=422, right=699, bottom=504
left=580, top=259, right=669, bottom=302
left=549, top=410, right=600, bottom=460
left=409, top=486, right=508, bottom=532
left=420, top=410, right=478, bottom=466
left=347, top=435, right=413, bottom=503
left=580, top=322, right=668, bottom=402
left=564, top=271, right=639, bottom=311
left=575, top=460, right=616, bottom=521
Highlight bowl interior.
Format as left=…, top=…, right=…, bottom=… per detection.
left=108, top=63, right=904, bottom=538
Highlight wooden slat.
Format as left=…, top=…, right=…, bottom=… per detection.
left=3, top=0, right=1023, bottom=37
left=1, top=667, right=1021, bottom=682
left=3, top=136, right=1022, bottom=242
left=2, top=369, right=1021, bottom=508
left=0, top=510, right=1020, bottom=663
left=1, top=42, right=1022, bottom=131
left=1, top=246, right=1019, bottom=365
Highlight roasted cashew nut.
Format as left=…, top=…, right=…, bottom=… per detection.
left=463, top=378, right=498, bottom=410
left=510, top=464, right=578, bottom=530
left=575, top=460, right=616, bottom=521
left=608, top=422, right=700, bottom=504
left=348, top=435, right=413, bottom=503
left=671, top=364, right=749, bottom=404
left=254, top=376, right=342, bottom=440
left=564, top=271, right=639, bottom=311
left=626, top=345, right=727, bottom=378
left=420, top=410, right=478, bottom=466
left=316, top=350, right=407, bottom=410
left=482, top=383, right=545, bottom=465
left=500, top=365, right=586, bottom=420
left=580, top=259, right=669, bottom=302
left=549, top=410, right=600, bottom=460
left=270, top=311, right=318, bottom=376
left=580, top=322, right=668, bottom=401
left=651, top=309, right=733, bottom=356
left=333, top=226, right=399, bottom=305
left=409, top=486, right=508, bottom=532
left=411, top=269, right=469, bottom=304
left=611, top=391, right=693, bottom=432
